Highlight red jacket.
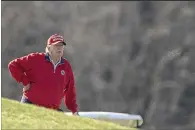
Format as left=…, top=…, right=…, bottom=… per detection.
left=8, top=52, right=78, bottom=113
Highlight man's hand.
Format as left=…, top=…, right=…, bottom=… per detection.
left=23, top=83, right=31, bottom=92
left=73, top=112, right=79, bottom=116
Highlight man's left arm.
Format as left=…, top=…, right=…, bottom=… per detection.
left=64, top=62, right=79, bottom=115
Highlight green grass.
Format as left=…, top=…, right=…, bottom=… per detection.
left=2, top=98, right=137, bottom=129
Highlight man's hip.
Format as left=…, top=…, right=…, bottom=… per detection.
left=20, top=95, right=63, bottom=112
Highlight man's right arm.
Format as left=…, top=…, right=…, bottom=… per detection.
left=8, top=53, right=36, bottom=86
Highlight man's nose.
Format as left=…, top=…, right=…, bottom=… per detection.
left=57, top=46, right=63, bottom=49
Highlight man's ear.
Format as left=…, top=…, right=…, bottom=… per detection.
left=47, top=46, right=50, bottom=51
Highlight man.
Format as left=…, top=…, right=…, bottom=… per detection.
left=8, top=34, right=79, bottom=115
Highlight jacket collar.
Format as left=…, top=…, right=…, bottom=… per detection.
left=45, top=53, right=64, bottom=64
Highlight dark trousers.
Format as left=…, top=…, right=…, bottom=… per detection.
left=20, top=96, right=63, bottom=112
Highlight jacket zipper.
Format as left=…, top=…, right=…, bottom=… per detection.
left=48, top=56, right=63, bottom=73
left=53, top=65, right=57, bottom=73
left=53, top=63, right=63, bottom=73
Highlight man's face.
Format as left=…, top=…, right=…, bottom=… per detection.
left=49, top=42, right=65, bottom=57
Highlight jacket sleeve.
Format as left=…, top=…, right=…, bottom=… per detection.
left=8, top=53, right=36, bottom=86
left=64, top=62, right=78, bottom=114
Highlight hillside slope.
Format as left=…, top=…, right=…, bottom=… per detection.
left=2, top=98, right=136, bottom=129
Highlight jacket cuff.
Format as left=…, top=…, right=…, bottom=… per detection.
left=72, top=110, right=77, bottom=114
left=71, top=107, right=78, bottom=114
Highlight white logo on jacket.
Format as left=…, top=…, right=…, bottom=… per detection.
left=61, top=70, right=65, bottom=75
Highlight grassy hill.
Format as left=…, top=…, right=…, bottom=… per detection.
left=2, top=98, right=137, bottom=129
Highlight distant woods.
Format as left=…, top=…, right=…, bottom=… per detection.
left=2, top=1, right=195, bottom=129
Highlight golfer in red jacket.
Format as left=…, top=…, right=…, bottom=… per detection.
left=8, top=34, right=79, bottom=115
